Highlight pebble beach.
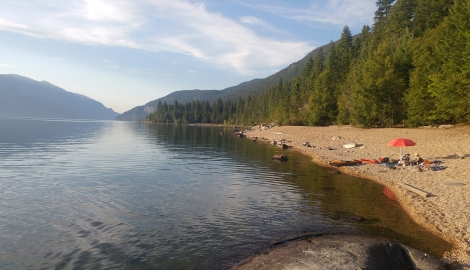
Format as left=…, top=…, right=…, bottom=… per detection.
left=245, top=124, right=470, bottom=264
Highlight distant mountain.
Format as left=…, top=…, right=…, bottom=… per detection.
left=0, top=74, right=118, bottom=120
left=116, top=43, right=332, bottom=121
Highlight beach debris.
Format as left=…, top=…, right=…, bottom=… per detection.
left=331, top=136, right=342, bottom=141
left=438, top=125, right=454, bottom=129
left=271, top=140, right=292, bottom=149
left=271, top=132, right=283, bottom=135
left=442, top=182, right=466, bottom=186
left=328, top=160, right=362, bottom=167
left=277, top=139, right=289, bottom=145
left=456, top=153, right=470, bottom=159
left=260, top=123, right=275, bottom=130
left=342, top=142, right=357, bottom=149
left=279, top=144, right=292, bottom=149
left=231, top=131, right=245, bottom=137
left=441, top=154, right=460, bottom=159
left=272, top=155, right=288, bottom=161
left=303, top=142, right=316, bottom=148
left=327, top=147, right=336, bottom=150
left=398, top=183, right=433, bottom=198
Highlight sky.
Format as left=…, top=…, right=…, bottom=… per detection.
left=0, top=0, right=377, bottom=113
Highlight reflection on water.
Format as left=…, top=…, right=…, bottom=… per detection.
left=0, top=119, right=451, bottom=269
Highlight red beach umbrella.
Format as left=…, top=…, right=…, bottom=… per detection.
left=386, top=138, right=416, bottom=157
left=386, top=138, right=416, bottom=147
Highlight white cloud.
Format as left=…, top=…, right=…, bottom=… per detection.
left=0, top=18, right=28, bottom=31
left=240, top=16, right=263, bottom=26
left=240, top=0, right=376, bottom=27
left=0, top=0, right=312, bottom=74
left=0, top=18, right=40, bottom=37
left=83, top=0, right=135, bottom=22
left=239, top=16, right=284, bottom=33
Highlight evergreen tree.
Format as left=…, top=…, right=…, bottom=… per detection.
left=144, top=0, right=469, bottom=127
left=374, top=0, right=395, bottom=25
left=413, top=0, right=453, bottom=36
left=407, top=0, right=470, bottom=125
left=387, top=0, right=417, bottom=36
left=336, top=26, right=353, bottom=81
left=351, top=37, right=410, bottom=127
left=302, top=57, right=314, bottom=77
left=309, top=42, right=339, bottom=126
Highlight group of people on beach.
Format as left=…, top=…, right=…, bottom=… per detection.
left=397, top=153, right=424, bottom=166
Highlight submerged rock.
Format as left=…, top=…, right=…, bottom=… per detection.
left=272, top=155, right=288, bottom=161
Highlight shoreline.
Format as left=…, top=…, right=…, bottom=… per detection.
left=244, top=124, right=470, bottom=264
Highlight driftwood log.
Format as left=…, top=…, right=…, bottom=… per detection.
left=398, top=183, right=432, bottom=198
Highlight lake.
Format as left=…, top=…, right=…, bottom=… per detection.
left=0, top=118, right=451, bottom=269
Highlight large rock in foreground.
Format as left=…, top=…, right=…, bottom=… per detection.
left=234, top=235, right=444, bottom=270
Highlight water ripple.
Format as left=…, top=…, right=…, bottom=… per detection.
left=0, top=120, right=451, bottom=269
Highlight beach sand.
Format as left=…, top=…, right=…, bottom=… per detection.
left=245, top=124, right=470, bottom=264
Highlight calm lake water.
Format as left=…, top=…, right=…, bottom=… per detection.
left=0, top=118, right=450, bottom=269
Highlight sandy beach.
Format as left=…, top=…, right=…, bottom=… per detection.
left=245, top=124, right=470, bottom=264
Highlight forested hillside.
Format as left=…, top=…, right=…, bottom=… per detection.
left=117, top=44, right=331, bottom=121
left=147, top=0, right=469, bottom=127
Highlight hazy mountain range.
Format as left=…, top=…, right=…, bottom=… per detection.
left=116, top=43, right=331, bottom=121
left=0, top=43, right=328, bottom=122
left=0, top=74, right=118, bottom=120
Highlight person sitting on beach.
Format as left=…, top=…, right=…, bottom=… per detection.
left=413, top=153, right=425, bottom=165
left=397, top=153, right=411, bottom=166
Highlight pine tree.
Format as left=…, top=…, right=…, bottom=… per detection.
left=302, top=57, right=314, bottom=77
left=387, top=0, right=417, bottom=36
left=374, top=0, right=395, bottom=25
left=308, top=42, right=338, bottom=126
left=413, top=0, right=453, bottom=36
left=336, top=26, right=353, bottom=81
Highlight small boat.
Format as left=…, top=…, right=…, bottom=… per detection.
left=328, top=159, right=362, bottom=167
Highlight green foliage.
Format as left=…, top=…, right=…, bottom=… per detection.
left=146, top=0, right=469, bottom=127
left=407, top=0, right=470, bottom=125
left=413, top=0, right=453, bottom=36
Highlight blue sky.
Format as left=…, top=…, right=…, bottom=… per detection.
left=0, top=0, right=376, bottom=113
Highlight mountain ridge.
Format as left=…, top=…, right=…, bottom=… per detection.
left=0, top=74, right=119, bottom=120
left=116, top=43, right=332, bottom=121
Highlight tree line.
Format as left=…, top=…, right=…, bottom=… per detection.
left=147, top=0, right=469, bottom=127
